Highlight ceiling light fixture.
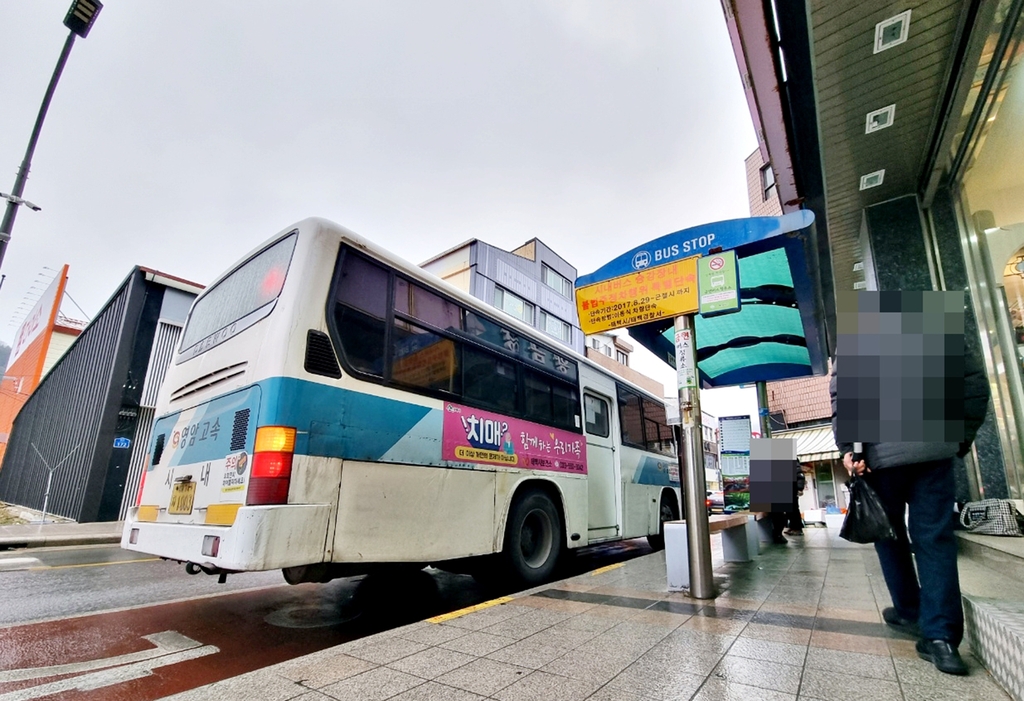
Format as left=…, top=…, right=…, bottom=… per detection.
left=865, top=104, right=896, bottom=133
left=859, top=170, right=885, bottom=190
left=874, top=10, right=912, bottom=53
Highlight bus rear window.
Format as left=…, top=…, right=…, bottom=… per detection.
left=180, top=233, right=298, bottom=356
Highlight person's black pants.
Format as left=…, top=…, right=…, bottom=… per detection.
left=771, top=511, right=787, bottom=538
left=788, top=485, right=803, bottom=531
left=772, top=485, right=803, bottom=537
left=865, top=458, right=963, bottom=645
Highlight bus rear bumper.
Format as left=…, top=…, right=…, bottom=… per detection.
left=120, top=504, right=331, bottom=572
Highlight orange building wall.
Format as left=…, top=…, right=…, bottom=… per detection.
left=0, top=267, right=69, bottom=468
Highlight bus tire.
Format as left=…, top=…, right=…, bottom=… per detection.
left=647, top=491, right=679, bottom=551
left=502, top=489, right=564, bottom=586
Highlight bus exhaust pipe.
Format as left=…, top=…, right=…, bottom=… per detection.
left=185, top=561, right=229, bottom=583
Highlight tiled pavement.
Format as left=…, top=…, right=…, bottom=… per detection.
left=162, top=529, right=1014, bottom=701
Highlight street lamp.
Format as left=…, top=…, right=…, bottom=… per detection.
left=0, top=0, right=103, bottom=273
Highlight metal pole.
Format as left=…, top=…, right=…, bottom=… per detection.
left=674, top=314, right=714, bottom=598
left=41, top=469, right=54, bottom=524
left=0, top=31, right=77, bottom=272
left=756, top=381, right=772, bottom=438
left=31, top=442, right=78, bottom=523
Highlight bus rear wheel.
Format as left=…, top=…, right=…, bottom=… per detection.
left=501, top=489, right=564, bottom=587
left=647, top=492, right=679, bottom=551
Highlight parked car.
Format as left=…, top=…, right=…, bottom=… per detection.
left=706, top=490, right=725, bottom=514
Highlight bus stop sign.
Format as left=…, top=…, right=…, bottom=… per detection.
left=575, top=211, right=814, bottom=335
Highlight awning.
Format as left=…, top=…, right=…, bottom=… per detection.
left=627, top=219, right=830, bottom=388
left=771, top=425, right=839, bottom=462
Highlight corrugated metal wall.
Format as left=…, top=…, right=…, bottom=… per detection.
left=118, top=407, right=154, bottom=519
left=118, top=321, right=182, bottom=518
left=0, top=278, right=134, bottom=522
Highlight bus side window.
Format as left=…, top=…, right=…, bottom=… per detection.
left=616, top=386, right=644, bottom=448
left=333, top=252, right=389, bottom=376
left=524, top=370, right=555, bottom=426
left=584, top=394, right=609, bottom=437
left=464, top=345, right=517, bottom=415
left=395, top=278, right=463, bottom=332
left=642, top=398, right=675, bottom=456
left=552, top=381, right=579, bottom=432
left=392, top=319, right=461, bottom=394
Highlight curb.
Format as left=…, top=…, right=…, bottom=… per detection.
left=0, top=534, right=123, bottom=550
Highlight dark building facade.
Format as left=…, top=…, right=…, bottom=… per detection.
left=724, top=0, right=1024, bottom=505
left=0, top=268, right=200, bottom=522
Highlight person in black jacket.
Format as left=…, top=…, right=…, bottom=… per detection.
left=786, top=469, right=806, bottom=536
left=830, top=291, right=990, bottom=676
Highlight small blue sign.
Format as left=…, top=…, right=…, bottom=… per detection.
left=113, top=437, right=131, bottom=449
left=576, top=211, right=814, bottom=288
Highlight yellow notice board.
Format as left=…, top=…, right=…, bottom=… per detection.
left=575, top=256, right=699, bottom=335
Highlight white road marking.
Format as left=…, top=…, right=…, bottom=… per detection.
left=0, top=558, right=43, bottom=572
left=0, top=630, right=202, bottom=683
left=0, top=644, right=219, bottom=701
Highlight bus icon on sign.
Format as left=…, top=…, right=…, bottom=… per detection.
left=113, top=437, right=131, bottom=449
left=631, top=251, right=651, bottom=270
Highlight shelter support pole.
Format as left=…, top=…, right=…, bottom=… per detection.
left=756, top=381, right=772, bottom=438
left=674, top=314, right=714, bottom=598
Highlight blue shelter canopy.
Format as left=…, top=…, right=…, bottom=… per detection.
left=623, top=217, right=829, bottom=388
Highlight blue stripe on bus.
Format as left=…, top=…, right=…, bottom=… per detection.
left=259, top=377, right=433, bottom=461
left=632, top=455, right=677, bottom=487
left=158, top=375, right=679, bottom=487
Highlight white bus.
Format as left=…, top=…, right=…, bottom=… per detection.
left=122, top=218, right=682, bottom=586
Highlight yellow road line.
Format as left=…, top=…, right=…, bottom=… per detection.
left=590, top=562, right=625, bottom=576
left=427, top=596, right=515, bottom=623
left=28, top=558, right=160, bottom=571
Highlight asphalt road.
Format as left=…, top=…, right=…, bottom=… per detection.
left=0, top=539, right=653, bottom=700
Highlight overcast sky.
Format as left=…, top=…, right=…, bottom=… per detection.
left=0, top=1, right=757, bottom=401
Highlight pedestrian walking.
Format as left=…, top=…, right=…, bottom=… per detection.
left=829, top=291, right=990, bottom=676
left=770, top=457, right=802, bottom=543
left=785, top=469, right=805, bottom=536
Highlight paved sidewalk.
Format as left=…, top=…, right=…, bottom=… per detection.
left=0, top=520, right=123, bottom=549
left=161, top=529, right=1012, bottom=701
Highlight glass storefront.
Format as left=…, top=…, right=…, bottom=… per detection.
left=952, top=0, right=1024, bottom=500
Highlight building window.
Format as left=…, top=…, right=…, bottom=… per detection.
left=761, top=164, right=776, bottom=201
left=538, top=309, right=571, bottom=342
left=590, top=338, right=601, bottom=350
left=542, top=264, right=572, bottom=298
left=615, top=350, right=628, bottom=366
left=494, top=287, right=534, bottom=324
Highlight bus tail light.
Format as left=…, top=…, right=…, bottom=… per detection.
left=247, top=427, right=296, bottom=506
left=202, top=535, right=221, bottom=558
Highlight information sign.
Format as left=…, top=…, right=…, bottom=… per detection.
left=698, top=250, right=740, bottom=316
left=675, top=327, right=696, bottom=391
left=719, top=415, right=752, bottom=512
left=575, top=256, right=698, bottom=335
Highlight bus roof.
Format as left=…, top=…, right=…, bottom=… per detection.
left=206, top=217, right=671, bottom=406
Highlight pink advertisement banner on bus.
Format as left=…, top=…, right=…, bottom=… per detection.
left=442, top=402, right=587, bottom=474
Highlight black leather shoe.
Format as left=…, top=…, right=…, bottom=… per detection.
left=772, top=535, right=788, bottom=544
left=882, top=607, right=920, bottom=636
left=916, top=639, right=968, bottom=675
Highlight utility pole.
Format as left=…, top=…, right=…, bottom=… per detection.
left=0, top=1, right=103, bottom=272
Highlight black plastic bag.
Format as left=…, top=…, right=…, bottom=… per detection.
left=839, top=475, right=896, bottom=544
